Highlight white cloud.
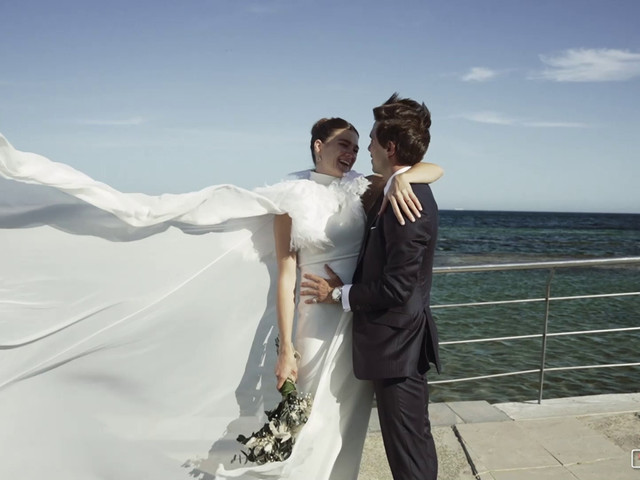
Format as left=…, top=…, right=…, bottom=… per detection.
left=455, top=111, right=516, bottom=125
left=455, top=112, right=588, bottom=128
left=461, top=67, right=500, bottom=82
left=522, top=121, right=588, bottom=128
left=78, top=117, right=145, bottom=126
left=244, top=0, right=290, bottom=14
left=244, top=0, right=314, bottom=15
left=535, top=48, right=640, bottom=82
left=246, top=4, right=277, bottom=14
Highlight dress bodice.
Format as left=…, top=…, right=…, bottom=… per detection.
left=292, top=171, right=367, bottom=402
left=296, top=171, right=366, bottom=282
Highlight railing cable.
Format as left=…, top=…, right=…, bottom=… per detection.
left=429, top=256, right=640, bottom=402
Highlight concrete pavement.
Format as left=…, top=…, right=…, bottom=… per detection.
left=359, top=393, right=640, bottom=480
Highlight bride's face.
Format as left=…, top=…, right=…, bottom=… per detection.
left=314, top=129, right=359, bottom=177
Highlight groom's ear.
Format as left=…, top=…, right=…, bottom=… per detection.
left=313, top=139, right=323, bottom=154
left=386, top=141, right=397, bottom=161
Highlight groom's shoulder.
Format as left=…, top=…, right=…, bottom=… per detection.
left=410, top=182, right=434, bottom=194
left=411, top=183, right=437, bottom=207
left=409, top=184, right=438, bottom=230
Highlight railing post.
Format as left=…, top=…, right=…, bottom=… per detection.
left=538, top=268, right=555, bottom=404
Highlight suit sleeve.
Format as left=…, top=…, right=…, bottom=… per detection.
left=348, top=197, right=434, bottom=311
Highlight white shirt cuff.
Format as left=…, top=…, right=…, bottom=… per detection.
left=341, top=284, right=352, bottom=312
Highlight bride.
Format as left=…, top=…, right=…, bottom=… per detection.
left=0, top=119, right=441, bottom=480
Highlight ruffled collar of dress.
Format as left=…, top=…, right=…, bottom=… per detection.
left=289, top=169, right=369, bottom=195
left=289, top=168, right=362, bottom=182
left=254, top=168, right=370, bottom=251
left=309, top=170, right=338, bottom=186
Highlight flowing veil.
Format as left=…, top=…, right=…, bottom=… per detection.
left=0, top=134, right=321, bottom=479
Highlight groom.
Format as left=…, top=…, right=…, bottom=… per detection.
left=309, top=93, right=440, bottom=479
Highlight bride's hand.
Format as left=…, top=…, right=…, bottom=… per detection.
left=380, top=172, right=422, bottom=225
left=275, top=347, right=298, bottom=390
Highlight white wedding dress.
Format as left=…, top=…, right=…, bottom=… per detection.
left=0, top=134, right=374, bottom=480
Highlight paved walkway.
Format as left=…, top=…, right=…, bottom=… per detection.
left=359, top=393, right=640, bottom=480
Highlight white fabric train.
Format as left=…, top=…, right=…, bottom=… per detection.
left=0, top=134, right=372, bottom=480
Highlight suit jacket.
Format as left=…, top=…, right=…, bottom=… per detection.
left=350, top=183, right=440, bottom=380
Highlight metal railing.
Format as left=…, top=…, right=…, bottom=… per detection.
left=429, top=257, right=640, bottom=403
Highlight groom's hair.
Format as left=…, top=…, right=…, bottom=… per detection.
left=373, top=93, right=431, bottom=166
left=310, top=117, right=359, bottom=164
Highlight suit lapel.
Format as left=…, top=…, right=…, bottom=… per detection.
left=365, top=195, right=383, bottom=228
left=354, top=194, right=383, bottom=276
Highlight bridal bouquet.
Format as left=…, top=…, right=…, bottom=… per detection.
left=236, top=379, right=313, bottom=464
left=236, top=341, right=313, bottom=464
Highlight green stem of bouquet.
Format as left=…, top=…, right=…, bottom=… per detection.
left=279, top=379, right=297, bottom=397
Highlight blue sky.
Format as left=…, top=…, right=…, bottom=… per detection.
left=2, top=0, right=639, bottom=213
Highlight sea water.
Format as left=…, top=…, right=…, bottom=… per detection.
left=430, top=210, right=640, bottom=403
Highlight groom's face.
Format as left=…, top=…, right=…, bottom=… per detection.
left=368, top=123, right=390, bottom=177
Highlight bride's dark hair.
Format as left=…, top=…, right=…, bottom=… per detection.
left=310, top=118, right=359, bottom=164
